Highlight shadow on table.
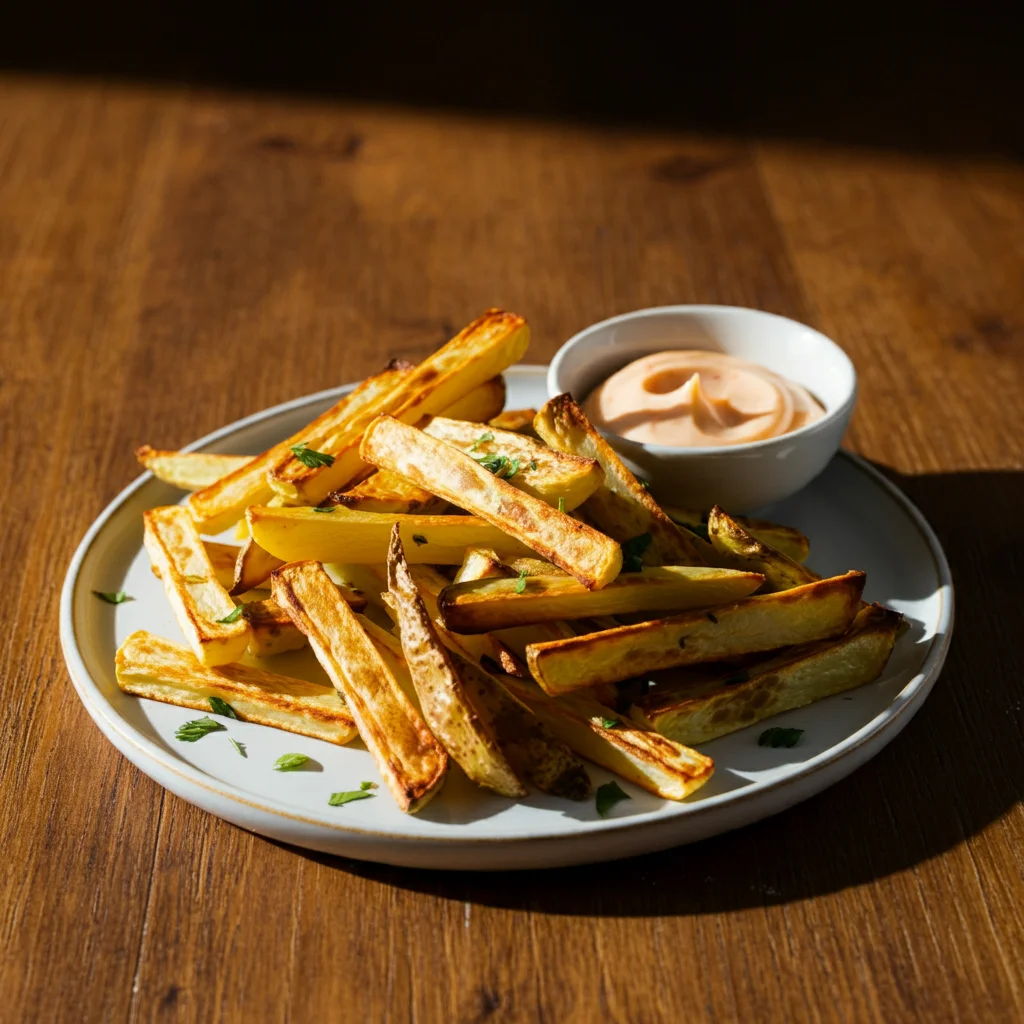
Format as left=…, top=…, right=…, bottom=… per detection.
left=283, top=466, right=1023, bottom=915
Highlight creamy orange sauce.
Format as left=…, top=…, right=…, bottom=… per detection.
left=583, top=350, right=824, bottom=447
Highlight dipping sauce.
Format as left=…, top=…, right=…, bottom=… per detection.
left=583, top=350, right=824, bottom=448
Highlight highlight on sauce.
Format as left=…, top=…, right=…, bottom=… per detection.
left=582, top=350, right=825, bottom=448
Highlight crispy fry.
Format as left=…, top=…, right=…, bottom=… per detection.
left=631, top=605, right=901, bottom=742
left=499, top=675, right=714, bottom=801
left=115, top=630, right=358, bottom=744
left=248, top=505, right=534, bottom=565
left=525, top=571, right=866, bottom=693
left=244, top=585, right=366, bottom=657
left=439, top=565, right=765, bottom=634
left=361, top=416, right=622, bottom=588
left=135, top=446, right=251, bottom=491
left=488, top=408, right=538, bottom=435
left=330, top=470, right=450, bottom=515
left=269, top=310, right=530, bottom=504
left=387, top=526, right=526, bottom=797
left=707, top=506, right=819, bottom=593
left=421, top=416, right=603, bottom=510
left=271, top=561, right=448, bottom=813
left=664, top=505, right=811, bottom=563
left=143, top=505, right=250, bottom=666
left=534, top=393, right=715, bottom=566
left=441, top=376, right=507, bottom=422
left=230, top=538, right=286, bottom=595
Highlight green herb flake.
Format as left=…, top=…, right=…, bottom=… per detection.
left=599, top=717, right=620, bottom=729
left=311, top=504, right=336, bottom=513
left=528, top=460, right=538, bottom=471
left=557, top=497, right=565, bottom=514
left=412, top=534, right=429, bottom=546
left=476, top=452, right=510, bottom=477
left=595, top=780, right=631, bottom=817
left=758, top=727, right=804, bottom=748
left=274, top=753, right=311, bottom=772
left=328, top=789, right=376, bottom=807
left=514, top=569, right=528, bottom=594
left=216, top=605, right=245, bottom=624
left=637, top=477, right=651, bottom=491
left=470, top=431, right=495, bottom=452
left=724, top=670, right=750, bottom=686
left=359, top=780, right=376, bottom=791
left=229, top=737, right=247, bottom=757
left=93, top=590, right=130, bottom=605
left=621, top=533, right=652, bottom=573
left=290, top=442, right=335, bottom=469
left=208, top=696, right=239, bottom=719
left=175, top=716, right=226, bottom=742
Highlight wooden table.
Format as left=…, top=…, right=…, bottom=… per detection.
left=2, top=74, right=1022, bottom=1023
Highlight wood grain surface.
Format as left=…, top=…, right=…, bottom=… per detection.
left=1, top=74, right=1022, bottom=1023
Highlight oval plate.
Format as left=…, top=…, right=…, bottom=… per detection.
left=60, top=366, right=953, bottom=870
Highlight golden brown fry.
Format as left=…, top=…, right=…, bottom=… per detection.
left=441, top=376, right=507, bottom=422
left=143, top=505, right=250, bottom=666
left=271, top=560, right=447, bottom=813
left=387, top=526, right=526, bottom=797
left=534, top=393, right=714, bottom=566
left=488, top=408, right=538, bottom=435
left=269, top=310, right=530, bottom=505
left=330, top=470, right=449, bottom=515
left=361, top=416, right=622, bottom=589
left=526, top=571, right=866, bottom=693
left=248, top=505, right=534, bottom=565
left=230, top=537, right=286, bottom=595
left=116, top=630, right=359, bottom=744
left=135, top=446, right=251, bottom=491
left=707, top=506, right=819, bottom=593
left=631, top=605, right=901, bottom=743
left=663, top=505, right=811, bottom=564
left=439, top=566, right=765, bottom=634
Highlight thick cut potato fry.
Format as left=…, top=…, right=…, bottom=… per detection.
left=269, top=309, right=530, bottom=504
left=271, top=561, right=447, bottom=812
left=187, top=360, right=413, bottom=535
left=249, top=505, right=534, bottom=565
left=707, top=506, right=819, bottom=593
left=534, top=394, right=715, bottom=566
left=499, top=675, right=714, bottom=801
left=441, top=376, right=507, bottom=422
left=421, top=416, right=603, bottom=510
left=330, top=470, right=449, bottom=515
left=664, top=505, right=811, bottom=564
left=136, top=446, right=251, bottom=491
left=387, top=526, right=526, bottom=797
left=488, top=408, right=537, bottom=435
left=454, top=547, right=505, bottom=584
left=115, top=630, right=358, bottom=743
left=230, top=538, right=286, bottom=595
left=244, top=585, right=365, bottom=657
left=143, top=505, right=250, bottom=666
left=200, top=541, right=239, bottom=589
left=439, top=566, right=765, bottom=634
left=361, top=416, right=622, bottom=589
left=631, top=605, right=901, bottom=743
left=526, top=571, right=866, bottom=693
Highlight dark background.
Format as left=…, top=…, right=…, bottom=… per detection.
left=3, top=2, right=1022, bottom=158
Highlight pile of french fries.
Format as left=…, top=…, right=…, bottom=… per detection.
left=119, top=308, right=901, bottom=814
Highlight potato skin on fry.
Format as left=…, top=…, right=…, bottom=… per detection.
left=526, top=571, right=866, bottom=693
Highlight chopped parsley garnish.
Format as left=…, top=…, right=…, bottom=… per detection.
left=274, top=753, right=311, bottom=771
left=514, top=569, right=528, bottom=594
left=175, top=717, right=226, bottom=742
left=328, top=788, right=376, bottom=807
left=505, top=457, right=521, bottom=478
left=528, top=460, right=538, bottom=471
left=311, top=504, right=335, bottom=513
left=724, top=669, right=749, bottom=686
left=229, top=737, right=246, bottom=757
left=412, top=534, right=428, bottom=546
left=359, top=780, right=376, bottom=790
left=93, top=590, right=130, bottom=604
left=637, top=477, right=651, bottom=491
left=290, top=442, right=335, bottom=469
left=595, top=780, right=631, bottom=817
left=470, top=431, right=495, bottom=452
left=216, top=605, right=245, bottom=624
left=621, top=533, right=652, bottom=572
left=758, top=727, right=803, bottom=748
left=599, top=717, right=620, bottom=729
left=476, top=452, right=511, bottom=476
left=208, top=696, right=239, bottom=719
left=557, top=497, right=565, bottom=513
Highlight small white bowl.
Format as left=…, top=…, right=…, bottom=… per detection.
left=547, top=305, right=857, bottom=512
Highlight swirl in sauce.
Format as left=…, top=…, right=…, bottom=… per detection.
left=583, top=350, right=824, bottom=448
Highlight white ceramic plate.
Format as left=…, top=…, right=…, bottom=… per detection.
left=60, top=366, right=953, bottom=870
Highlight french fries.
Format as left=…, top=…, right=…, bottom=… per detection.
left=631, top=605, right=902, bottom=743
left=421, top=416, right=604, bottom=510
left=664, top=505, right=811, bottom=564
left=199, top=541, right=240, bottom=589
left=143, top=505, right=250, bottom=666
left=526, top=571, right=866, bottom=693
left=534, top=394, right=715, bottom=566
left=361, top=416, right=622, bottom=588
left=115, top=630, right=358, bottom=744
left=268, top=310, right=530, bottom=505
left=707, top=506, right=819, bottom=593
left=271, top=560, right=448, bottom=813
left=230, top=538, right=286, bottom=595
left=441, top=376, right=507, bottom=423
left=135, top=446, right=251, bottom=491
left=330, top=470, right=449, bottom=515
left=248, top=505, right=535, bottom=565
left=386, top=526, right=526, bottom=797
left=439, top=565, right=765, bottom=634
left=488, top=408, right=537, bottom=434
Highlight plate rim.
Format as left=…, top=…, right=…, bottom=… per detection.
left=59, top=365, right=954, bottom=849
